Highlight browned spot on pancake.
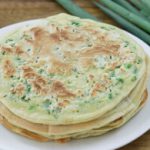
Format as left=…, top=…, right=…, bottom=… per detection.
left=80, top=24, right=108, bottom=41
left=58, top=100, right=70, bottom=107
left=91, top=74, right=111, bottom=96
left=29, top=27, right=53, bottom=56
left=56, top=138, right=70, bottom=143
left=49, top=59, right=72, bottom=75
left=22, top=66, right=33, bottom=73
left=110, top=62, right=118, bottom=70
left=32, top=60, right=46, bottom=68
left=106, top=61, right=119, bottom=70
left=59, top=28, right=84, bottom=41
left=31, top=74, right=48, bottom=95
left=59, top=29, right=71, bottom=40
left=31, top=27, right=49, bottom=42
left=63, top=51, right=79, bottom=62
left=32, top=80, right=48, bottom=95
left=24, top=72, right=36, bottom=79
left=36, top=75, right=47, bottom=85
left=11, top=84, right=25, bottom=96
left=101, top=74, right=112, bottom=85
left=89, top=74, right=94, bottom=80
left=22, top=66, right=35, bottom=79
left=3, top=60, right=15, bottom=77
left=15, top=46, right=24, bottom=55
left=120, top=67, right=126, bottom=73
left=22, top=66, right=48, bottom=95
left=1, top=46, right=27, bottom=57
left=91, top=83, right=105, bottom=97
left=31, top=26, right=60, bottom=45
left=1, top=47, right=13, bottom=54
left=80, top=57, right=94, bottom=68
left=80, top=44, right=119, bottom=57
left=51, top=81, right=75, bottom=98
left=50, top=32, right=61, bottom=42
left=29, top=26, right=87, bottom=57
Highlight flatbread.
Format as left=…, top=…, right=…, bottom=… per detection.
left=0, top=13, right=146, bottom=125
left=1, top=89, right=147, bottom=141
left=0, top=13, right=149, bottom=142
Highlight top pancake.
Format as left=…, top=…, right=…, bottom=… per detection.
left=0, top=13, right=146, bottom=125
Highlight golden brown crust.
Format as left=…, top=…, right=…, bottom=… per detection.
left=3, top=59, right=15, bottom=77
left=1, top=46, right=13, bottom=54
left=139, top=89, right=148, bottom=107
left=15, top=46, right=24, bottom=56
left=51, top=81, right=75, bottom=98
left=91, top=83, right=105, bottom=97
left=32, top=79, right=48, bottom=95
left=2, top=118, right=50, bottom=142
left=22, top=66, right=36, bottom=79
left=0, top=46, right=27, bottom=56
left=22, top=66, right=48, bottom=95
left=10, top=84, right=25, bottom=96
left=80, top=44, right=120, bottom=58
left=49, top=59, right=72, bottom=75
left=0, top=14, right=147, bottom=126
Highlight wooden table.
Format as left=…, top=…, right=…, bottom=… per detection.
left=0, top=0, right=149, bottom=149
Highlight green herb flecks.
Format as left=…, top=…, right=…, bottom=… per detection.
left=28, top=104, right=37, bottom=112
left=5, top=39, right=14, bottom=43
left=2, top=51, right=6, bottom=55
left=108, top=93, right=113, bottom=99
left=26, top=84, right=31, bottom=93
left=124, top=41, right=129, bottom=47
left=100, top=26, right=111, bottom=31
left=133, top=67, right=138, bottom=74
left=86, top=79, right=89, bottom=83
left=67, top=80, right=71, bottom=84
left=136, top=57, right=142, bottom=64
left=116, top=65, right=121, bottom=69
left=3, top=94, right=7, bottom=98
left=27, top=48, right=31, bottom=52
left=131, top=76, right=137, bottom=81
left=43, top=99, right=52, bottom=109
left=38, top=69, right=45, bottom=74
left=71, top=21, right=80, bottom=26
left=75, top=75, right=79, bottom=78
left=16, top=57, right=21, bottom=61
left=22, top=34, right=32, bottom=41
left=117, top=78, right=124, bottom=83
left=110, top=71, right=115, bottom=77
left=48, top=73, right=55, bottom=78
left=124, top=63, right=132, bottom=69
left=21, top=95, right=31, bottom=102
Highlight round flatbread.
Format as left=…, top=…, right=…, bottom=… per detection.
left=0, top=13, right=147, bottom=125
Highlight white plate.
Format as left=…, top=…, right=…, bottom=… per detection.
left=0, top=20, right=150, bottom=150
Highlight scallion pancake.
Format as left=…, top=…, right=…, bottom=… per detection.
left=0, top=13, right=147, bottom=126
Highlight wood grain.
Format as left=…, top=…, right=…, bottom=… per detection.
left=0, top=0, right=149, bottom=149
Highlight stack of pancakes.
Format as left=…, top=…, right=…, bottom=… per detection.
left=0, top=14, right=149, bottom=142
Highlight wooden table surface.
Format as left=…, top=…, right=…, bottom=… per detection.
left=0, top=0, right=150, bottom=149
